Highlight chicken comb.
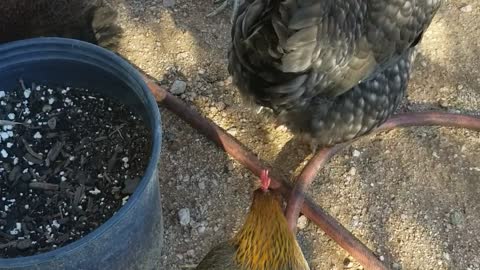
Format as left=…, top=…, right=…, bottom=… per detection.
left=260, top=169, right=271, bottom=192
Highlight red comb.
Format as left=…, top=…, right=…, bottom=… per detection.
left=260, top=169, right=271, bottom=191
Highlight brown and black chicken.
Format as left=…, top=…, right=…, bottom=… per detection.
left=228, top=0, right=443, bottom=149
left=0, top=0, right=121, bottom=49
left=196, top=170, right=310, bottom=270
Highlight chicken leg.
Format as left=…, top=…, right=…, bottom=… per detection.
left=206, top=0, right=241, bottom=23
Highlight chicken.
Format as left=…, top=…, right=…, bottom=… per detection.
left=228, top=0, right=443, bottom=148
left=195, top=170, right=310, bottom=270
left=0, top=0, right=121, bottom=49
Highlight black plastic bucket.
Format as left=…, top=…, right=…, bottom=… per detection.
left=0, top=37, right=163, bottom=270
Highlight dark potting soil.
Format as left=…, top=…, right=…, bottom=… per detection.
left=0, top=80, right=151, bottom=258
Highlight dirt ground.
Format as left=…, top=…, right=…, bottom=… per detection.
left=109, top=1, right=479, bottom=269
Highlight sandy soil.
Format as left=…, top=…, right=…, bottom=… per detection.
left=110, top=1, right=480, bottom=269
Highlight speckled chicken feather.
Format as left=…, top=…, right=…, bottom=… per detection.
left=229, top=0, right=443, bottom=146
left=0, top=0, right=121, bottom=49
